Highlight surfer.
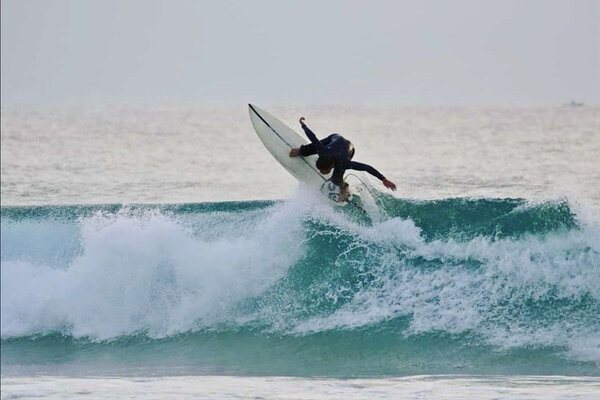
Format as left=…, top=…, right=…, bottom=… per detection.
left=289, top=117, right=397, bottom=198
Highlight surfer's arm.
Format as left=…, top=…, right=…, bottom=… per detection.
left=350, top=162, right=397, bottom=191
left=290, top=142, right=319, bottom=157
left=298, top=133, right=336, bottom=157
left=298, top=136, right=333, bottom=156
left=291, top=117, right=327, bottom=157
left=297, top=123, right=322, bottom=156
left=349, top=162, right=385, bottom=180
left=300, top=121, right=323, bottom=149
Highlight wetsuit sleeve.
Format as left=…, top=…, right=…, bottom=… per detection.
left=299, top=134, right=337, bottom=156
left=301, top=124, right=323, bottom=149
left=299, top=124, right=325, bottom=156
left=299, top=142, right=319, bottom=156
left=349, top=161, right=386, bottom=181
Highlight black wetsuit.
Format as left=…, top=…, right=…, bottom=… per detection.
left=299, top=123, right=386, bottom=187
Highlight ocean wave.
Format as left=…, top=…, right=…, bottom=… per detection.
left=1, top=194, right=599, bottom=365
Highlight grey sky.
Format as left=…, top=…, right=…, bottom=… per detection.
left=1, top=0, right=599, bottom=106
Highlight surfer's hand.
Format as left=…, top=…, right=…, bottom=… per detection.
left=383, top=178, right=397, bottom=191
left=289, top=148, right=300, bottom=157
left=299, top=117, right=306, bottom=126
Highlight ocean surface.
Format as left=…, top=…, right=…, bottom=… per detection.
left=1, top=105, right=599, bottom=399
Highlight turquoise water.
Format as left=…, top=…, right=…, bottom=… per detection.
left=2, top=195, right=599, bottom=377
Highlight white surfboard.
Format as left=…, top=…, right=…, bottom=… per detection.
left=249, top=104, right=348, bottom=203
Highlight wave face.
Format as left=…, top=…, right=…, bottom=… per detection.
left=2, top=195, right=599, bottom=376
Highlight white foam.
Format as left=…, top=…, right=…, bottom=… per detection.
left=1, top=205, right=306, bottom=340
left=3, top=375, right=599, bottom=400
left=2, top=195, right=599, bottom=363
left=292, top=204, right=600, bottom=362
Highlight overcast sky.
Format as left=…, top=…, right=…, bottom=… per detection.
left=1, top=0, right=599, bottom=106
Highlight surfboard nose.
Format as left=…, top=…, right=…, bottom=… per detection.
left=248, top=103, right=259, bottom=115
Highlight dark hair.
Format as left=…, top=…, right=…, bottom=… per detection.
left=316, top=156, right=334, bottom=170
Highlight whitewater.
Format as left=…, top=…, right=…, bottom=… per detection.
left=1, top=105, right=599, bottom=398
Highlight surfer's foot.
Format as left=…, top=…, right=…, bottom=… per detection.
left=289, top=148, right=300, bottom=157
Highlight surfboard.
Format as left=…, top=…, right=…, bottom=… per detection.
left=248, top=104, right=348, bottom=204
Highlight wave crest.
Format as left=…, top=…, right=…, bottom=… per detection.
left=1, top=196, right=599, bottom=363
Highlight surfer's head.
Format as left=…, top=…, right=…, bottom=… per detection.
left=316, top=156, right=334, bottom=174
